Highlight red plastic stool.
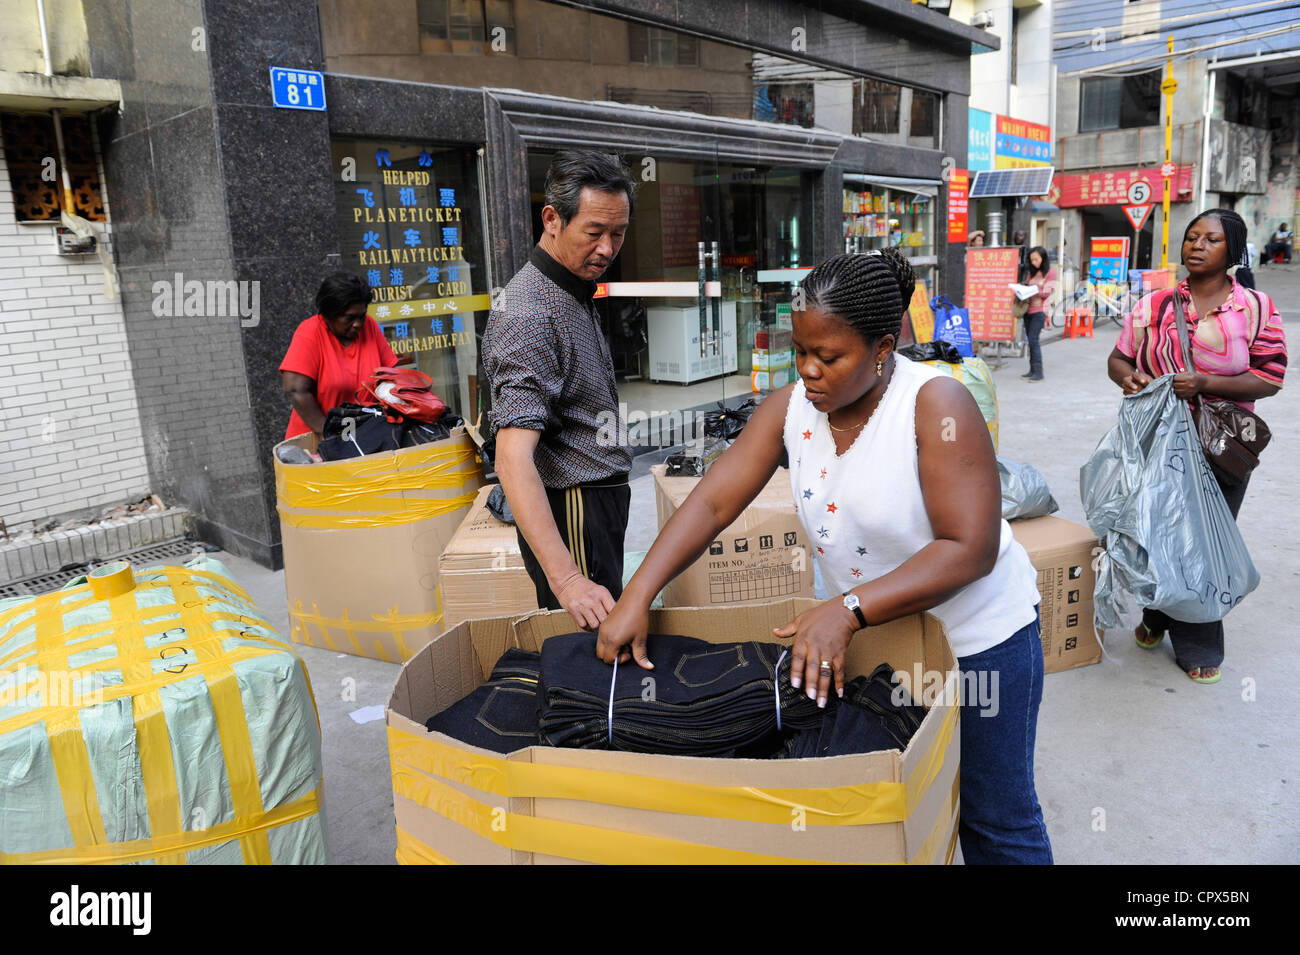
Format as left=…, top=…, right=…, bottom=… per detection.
left=1065, top=308, right=1094, bottom=339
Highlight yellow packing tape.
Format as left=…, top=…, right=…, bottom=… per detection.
left=393, top=770, right=844, bottom=865
left=290, top=601, right=449, bottom=662
left=0, top=791, right=320, bottom=865
left=395, top=827, right=457, bottom=865
left=390, top=728, right=927, bottom=827
left=277, top=488, right=480, bottom=530
left=88, top=561, right=134, bottom=600
left=275, top=440, right=480, bottom=529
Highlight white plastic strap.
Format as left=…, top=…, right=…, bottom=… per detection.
left=775, top=649, right=789, bottom=730
left=607, top=656, right=618, bottom=745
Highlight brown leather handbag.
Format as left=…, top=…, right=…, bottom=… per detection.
left=1171, top=290, right=1272, bottom=484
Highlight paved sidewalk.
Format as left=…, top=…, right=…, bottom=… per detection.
left=210, top=267, right=1300, bottom=864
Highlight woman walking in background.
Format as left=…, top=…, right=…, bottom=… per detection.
left=1106, top=208, right=1287, bottom=684
left=1021, top=246, right=1056, bottom=382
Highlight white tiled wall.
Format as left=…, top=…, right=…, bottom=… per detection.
left=0, top=126, right=151, bottom=529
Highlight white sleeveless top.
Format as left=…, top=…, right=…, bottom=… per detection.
left=782, top=354, right=1040, bottom=659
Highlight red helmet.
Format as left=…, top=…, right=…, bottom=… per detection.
left=358, top=367, right=446, bottom=423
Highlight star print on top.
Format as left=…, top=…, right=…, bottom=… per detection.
left=803, top=488, right=813, bottom=499
left=781, top=356, right=1040, bottom=659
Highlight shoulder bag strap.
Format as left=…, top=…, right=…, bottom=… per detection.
left=1247, top=289, right=1265, bottom=348
left=1171, top=288, right=1195, bottom=373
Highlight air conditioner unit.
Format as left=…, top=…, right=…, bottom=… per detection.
left=972, top=11, right=995, bottom=29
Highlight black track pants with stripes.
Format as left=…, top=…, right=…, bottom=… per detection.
left=516, top=483, right=631, bottom=611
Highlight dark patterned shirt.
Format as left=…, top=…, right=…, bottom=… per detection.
left=483, top=246, right=631, bottom=488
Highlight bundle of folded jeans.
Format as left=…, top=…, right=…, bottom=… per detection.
left=779, top=664, right=928, bottom=759
left=537, top=632, right=825, bottom=755
left=423, top=648, right=541, bottom=753
left=424, top=637, right=928, bottom=760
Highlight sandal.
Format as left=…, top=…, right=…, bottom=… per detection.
left=1135, top=622, right=1165, bottom=649
left=1187, top=666, right=1221, bottom=684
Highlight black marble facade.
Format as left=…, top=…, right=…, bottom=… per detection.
left=82, top=0, right=991, bottom=568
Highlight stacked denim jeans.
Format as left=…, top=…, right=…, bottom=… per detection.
left=782, top=664, right=928, bottom=759
left=537, top=633, right=824, bottom=755
left=424, top=648, right=541, bottom=753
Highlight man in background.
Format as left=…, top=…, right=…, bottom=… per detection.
left=482, top=152, right=635, bottom=630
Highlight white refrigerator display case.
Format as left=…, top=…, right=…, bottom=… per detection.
left=646, top=301, right=738, bottom=384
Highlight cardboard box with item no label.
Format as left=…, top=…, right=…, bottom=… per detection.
left=653, top=465, right=814, bottom=608
left=273, top=428, right=483, bottom=663
left=439, top=485, right=539, bottom=628
left=1010, top=515, right=1104, bottom=674
left=386, top=600, right=962, bottom=864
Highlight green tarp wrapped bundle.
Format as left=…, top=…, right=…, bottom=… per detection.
left=0, top=557, right=326, bottom=864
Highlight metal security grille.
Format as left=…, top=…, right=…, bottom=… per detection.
left=0, top=538, right=206, bottom=599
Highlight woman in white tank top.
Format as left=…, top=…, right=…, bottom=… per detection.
left=599, top=250, right=1052, bottom=864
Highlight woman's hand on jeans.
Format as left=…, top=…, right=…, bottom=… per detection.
left=1172, top=372, right=1207, bottom=400
left=595, top=594, right=653, bottom=668
left=772, top=601, right=857, bottom=707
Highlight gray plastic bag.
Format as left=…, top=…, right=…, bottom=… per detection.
left=1079, top=376, right=1259, bottom=629
left=998, top=457, right=1059, bottom=521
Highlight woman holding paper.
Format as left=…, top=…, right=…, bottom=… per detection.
left=1021, top=247, right=1056, bottom=382
left=598, top=250, right=1052, bottom=864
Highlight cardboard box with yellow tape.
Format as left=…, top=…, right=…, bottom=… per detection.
left=273, top=428, right=483, bottom=662
left=386, top=600, right=961, bottom=865
left=0, top=558, right=326, bottom=864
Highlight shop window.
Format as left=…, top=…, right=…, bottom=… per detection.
left=0, top=112, right=106, bottom=222
left=417, top=0, right=514, bottom=54
left=331, top=138, right=489, bottom=420
left=755, top=83, right=815, bottom=129
left=1079, top=70, right=1160, bottom=132
left=910, top=90, right=937, bottom=139
left=628, top=24, right=699, bottom=67
left=854, top=80, right=901, bottom=136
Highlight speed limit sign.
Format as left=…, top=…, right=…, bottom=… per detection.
left=1127, top=180, right=1153, bottom=205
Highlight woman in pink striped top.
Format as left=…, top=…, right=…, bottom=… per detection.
left=1107, top=208, right=1287, bottom=684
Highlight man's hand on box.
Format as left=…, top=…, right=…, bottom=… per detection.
left=553, top=572, right=615, bottom=632
left=595, top=597, right=652, bottom=669
left=772, top=601, right=856, bottom=708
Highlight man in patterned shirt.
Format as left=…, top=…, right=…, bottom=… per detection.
left=483, top=152, right=635, bottom=629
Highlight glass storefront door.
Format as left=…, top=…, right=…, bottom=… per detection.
left=523, top=147, right=818, bottom=452
left=331, top=138, right=490, bottom=421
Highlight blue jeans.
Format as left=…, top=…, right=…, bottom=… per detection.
left=956, top=612, right=1054, bottom=865
left=1024, top=311, right=1046, bottom=376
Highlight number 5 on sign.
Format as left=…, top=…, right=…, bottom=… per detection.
left=270, top=67, right=327, bottom=111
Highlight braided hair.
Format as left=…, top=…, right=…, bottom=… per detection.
left=1184, top=208, right=1248, bottom=269
left=796, top=249, right=916, bottom=344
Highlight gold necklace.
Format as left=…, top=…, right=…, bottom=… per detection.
left=827, top=357, right=893, bottom=432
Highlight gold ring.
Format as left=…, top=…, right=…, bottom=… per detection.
left=819, top=660, right=832, bottom=671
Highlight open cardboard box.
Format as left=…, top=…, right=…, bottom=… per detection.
left=386, top=599, right=961, bottom=865
left=272, top=427, right=483, bottom=662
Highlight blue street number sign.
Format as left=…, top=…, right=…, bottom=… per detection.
left=270, top=67, right=326, bottom=111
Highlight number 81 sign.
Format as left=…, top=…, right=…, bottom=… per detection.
left=270, top=67, right=327, bottom=112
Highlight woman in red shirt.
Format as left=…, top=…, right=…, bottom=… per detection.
left=280, top=272, right=400, bottom=439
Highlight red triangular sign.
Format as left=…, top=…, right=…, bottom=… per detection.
left=1123, top=204, right=1153, bottom=231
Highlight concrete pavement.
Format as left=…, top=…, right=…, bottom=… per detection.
left=213, top=266, right=1300, bottom=864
